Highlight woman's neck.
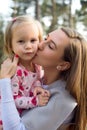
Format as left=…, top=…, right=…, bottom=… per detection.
left=43, top=67, right=60, bottom=85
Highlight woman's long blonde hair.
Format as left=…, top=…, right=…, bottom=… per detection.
left=61, top=27, right=87, bottom=130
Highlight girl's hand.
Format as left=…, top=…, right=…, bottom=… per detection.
left=34, top=87, right=50, bottom=106
left=0, top=55, right=19, bottom=79
left=34, top=86, right=50, bottom=97
left=37, top=93, right=50, bottom=106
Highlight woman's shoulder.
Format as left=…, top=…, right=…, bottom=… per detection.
left=47, top=79, right=77, bottom=112
left=49, top=88, right=77, bottom=109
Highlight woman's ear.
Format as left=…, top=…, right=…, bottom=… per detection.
left=57, top=61, right=71, bottom=71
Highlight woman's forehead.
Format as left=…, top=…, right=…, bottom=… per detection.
left=48, top=29, right=69, bottom=46
left=48, top=29, right=62, bottom=44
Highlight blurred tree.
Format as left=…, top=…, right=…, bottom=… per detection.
left=11, top=0, right=40, bottom=20
left=76, top=0, right=87, bottom=27
left=34, top=0, right=40, bottom=20
left=41, top=0, right=74, bottom=32
left=11, top=0, right=79, bottom=32
left=11, top=0, right=32, bottom=17
left=48, top=0, right=58, bottom=32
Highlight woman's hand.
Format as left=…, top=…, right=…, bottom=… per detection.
left=0, top=56, right=19, bottom=79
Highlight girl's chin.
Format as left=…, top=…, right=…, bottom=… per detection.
left=32, top=60, right=41, bottom=65
left=32, top=59, right=38, bottom=64
left=33, top=55, right=39, bottom=61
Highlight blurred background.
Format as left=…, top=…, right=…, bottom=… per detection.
left=0, top=0, right=87, bottom=64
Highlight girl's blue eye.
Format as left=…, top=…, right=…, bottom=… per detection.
left=31, top=39, right=35, bottom=42
left=31, top=38, right=37, bottom=43
left=18, top=40, right=24, bottom=44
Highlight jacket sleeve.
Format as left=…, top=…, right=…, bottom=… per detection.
left=0, top=78, right=27, bottom=130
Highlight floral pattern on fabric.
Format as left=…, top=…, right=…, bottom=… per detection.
left=11, top=64, right=42, bottom=115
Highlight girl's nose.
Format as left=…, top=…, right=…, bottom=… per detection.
left=38, top=41, right=45, bottom=50
left=25, top=42, right=32, bottom=49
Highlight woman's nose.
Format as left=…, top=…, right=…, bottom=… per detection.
left=38, top=41, right=45, bottom=50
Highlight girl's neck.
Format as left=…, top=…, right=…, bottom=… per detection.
left=19, top=59, right=35, bottom=72
left=43, top=67, right=60, bottom=85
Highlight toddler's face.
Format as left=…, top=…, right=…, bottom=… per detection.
left=11, top=22, right=40, bottom=62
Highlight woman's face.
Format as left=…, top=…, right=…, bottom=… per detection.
left=33, top=29, right=69, bottom=68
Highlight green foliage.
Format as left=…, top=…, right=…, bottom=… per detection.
left=77, top=0, right=87, bottom=26
left=11, top=0, right=34, bottom=17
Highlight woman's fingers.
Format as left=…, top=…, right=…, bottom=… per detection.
left=13, top=54, right=19, bottom=65
left=2, top=58, right=11, bottom=64
left=0, top=55, right=19, bottom=79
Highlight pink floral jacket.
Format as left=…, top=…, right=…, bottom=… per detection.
left=11, top=64, right=41, bottom=115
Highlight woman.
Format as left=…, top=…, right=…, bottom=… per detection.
left=0, top=27, right=87, bottom=130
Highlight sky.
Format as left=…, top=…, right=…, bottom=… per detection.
left=0, top=0, right=12, bottom=15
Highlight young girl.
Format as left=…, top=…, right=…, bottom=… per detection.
left=0, top=15, right=50, bottom=128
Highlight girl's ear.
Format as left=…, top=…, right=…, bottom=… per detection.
left=57, top=61, right=71, bottom=71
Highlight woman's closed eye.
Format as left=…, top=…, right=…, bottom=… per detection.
left=48, top=42, right=56, bottom=50
left=48, top=44, right=54, bottom=50
left=48, top=44, right=53, bottom=49
left=44, top=37, right=55, bottom=50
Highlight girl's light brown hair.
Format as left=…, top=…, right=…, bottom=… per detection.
left=61, top=27, right=87, bottom=130
left=4, top=15, right=43, bottom=57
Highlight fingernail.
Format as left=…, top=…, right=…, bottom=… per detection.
left=15, top=54, right=19, bottom=58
